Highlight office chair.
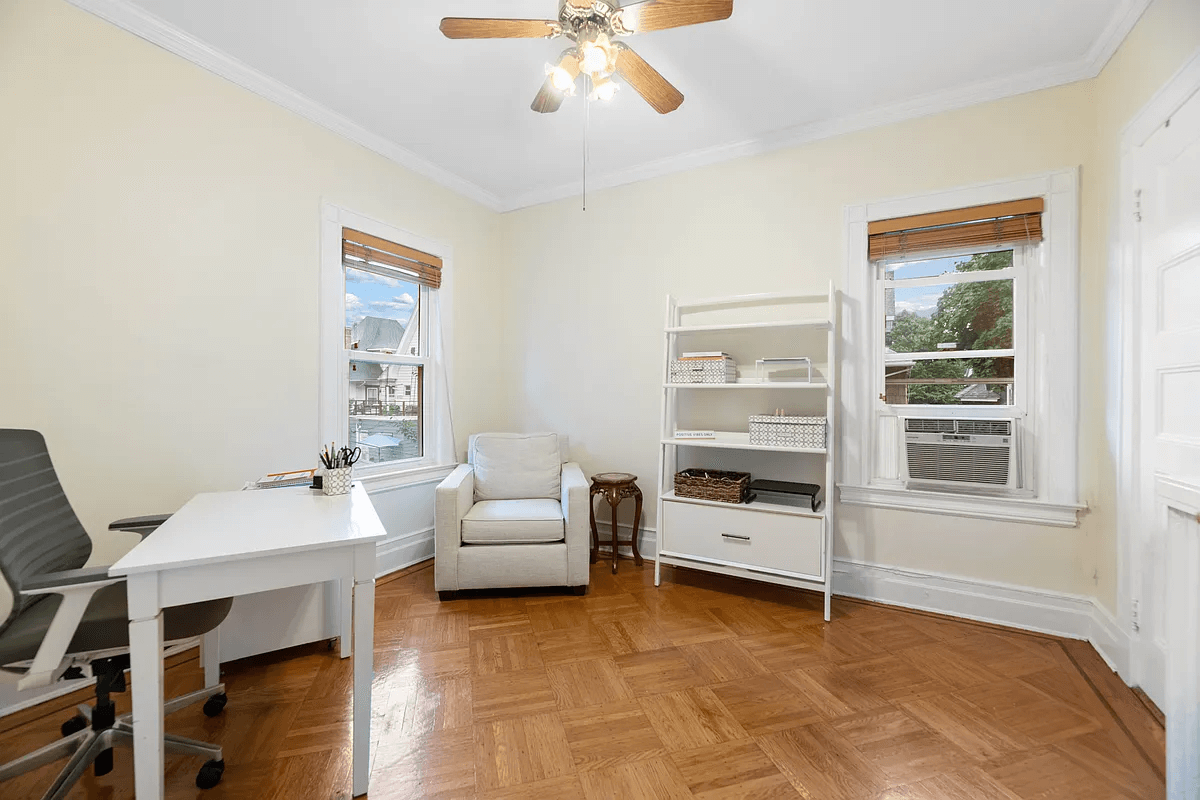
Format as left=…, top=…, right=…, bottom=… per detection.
left=0, top=429, right=234, bottom=799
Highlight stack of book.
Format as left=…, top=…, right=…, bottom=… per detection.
left=670, top=351, right=738, bottom=384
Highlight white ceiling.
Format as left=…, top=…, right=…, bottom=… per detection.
left=77, top=0, right=1149, bottom=210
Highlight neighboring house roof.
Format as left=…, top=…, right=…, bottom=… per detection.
left=352, top=316, right=405, bottom=352
left=955, top=383, right=1001, bottom=403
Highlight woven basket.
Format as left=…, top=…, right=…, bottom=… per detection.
left=674, top=468, right=751, bottom=504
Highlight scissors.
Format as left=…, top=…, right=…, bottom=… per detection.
left=339, top=446, right=361, bottom=467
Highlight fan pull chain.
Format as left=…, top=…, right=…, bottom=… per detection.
left=583, top=75, right=591, bottom=212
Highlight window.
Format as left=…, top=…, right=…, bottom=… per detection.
left=882, top=248, right=1018, bottom=407
left=840, top=172, right=1084, bottom=526
left=345, top=263, right=426, bottom=464
left=320, top=206, right=452, bottom=483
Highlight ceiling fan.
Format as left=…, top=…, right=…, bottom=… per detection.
left=440, top=0, right=733, bottom=115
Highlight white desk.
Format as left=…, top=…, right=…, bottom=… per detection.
left=109, top=483, right=386, bottom=799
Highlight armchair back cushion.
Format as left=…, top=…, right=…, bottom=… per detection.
left=470, top=433, right=563, bottom=501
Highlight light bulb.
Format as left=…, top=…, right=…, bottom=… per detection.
left=589, top=76, right=619, bottom=102
left=581, top=42, right=608, bottom=75
left=545, top=63, right=576, bottom=94
left=579, top=34, right=615, bottom=78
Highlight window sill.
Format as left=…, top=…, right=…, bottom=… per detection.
left=358, top=462, right=457, bottom=493
left=837, top=483, right=1086, bottom=528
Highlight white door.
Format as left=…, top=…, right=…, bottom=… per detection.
left=1134, top=81, right=1200, bottom=798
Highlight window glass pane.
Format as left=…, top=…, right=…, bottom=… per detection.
left=885, top=278, right=1013, bottom=353
left=885, top=249, right=1012, bottom=282
left=885, top=356, right=1014, bottom=406
left=345, top=266, right=421, bottom=356
left=349, top=361, right=423, bottom=463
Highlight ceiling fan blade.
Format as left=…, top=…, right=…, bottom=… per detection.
left=614, top=44, right=683, bottom=114
left=616, top=0, right=733, bottom=33
left=440, top=18, right=559, bottom=39
left=532, top=54, right=582, bottom=114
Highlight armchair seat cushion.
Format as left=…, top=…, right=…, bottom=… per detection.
left=461, top=499, right=564, bottom=544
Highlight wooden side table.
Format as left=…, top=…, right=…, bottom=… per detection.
left=589, top=473, right=643, bottom=574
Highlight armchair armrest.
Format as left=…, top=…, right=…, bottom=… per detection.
left=109, top=513, right=172, bottom=538
left=16, top=569, right=123, bottom=690
left=561, top=462, right=589, bottom=587
left=435, top=464, right=475, bottom=592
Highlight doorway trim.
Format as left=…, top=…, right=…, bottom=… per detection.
left=1115, top=46, right=1200, bottom=696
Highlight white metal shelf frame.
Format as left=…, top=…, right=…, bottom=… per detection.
left=655, top=285, right=839, bottom=621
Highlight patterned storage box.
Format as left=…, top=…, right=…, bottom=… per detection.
left=748, top=415, right=827, bottom=448
left=669, top=358, right=737, bottom=384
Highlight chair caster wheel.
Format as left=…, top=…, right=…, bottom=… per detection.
left=60, top=715, right=88, bottom=737
left=196, top=759, right=224, bottom=789
left=202, top=693, right=228, bottom=717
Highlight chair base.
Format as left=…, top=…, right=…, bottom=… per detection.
left=0, top=684, right=226, bottom=800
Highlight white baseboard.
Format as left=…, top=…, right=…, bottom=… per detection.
left=0, top=642, right=198, bottom=720
left=377, top=527, right=434, bottom=577
left=591, top=520, right=659, bottom=560
left=623, top=527, right=1131, bottom=681
left=832, top=558, right=1130, bottom=677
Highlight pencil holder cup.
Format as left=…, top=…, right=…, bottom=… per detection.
left=322, top=467, right=352, bottom=496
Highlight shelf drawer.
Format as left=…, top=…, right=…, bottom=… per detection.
left=660, top=500, right=824, bottom=580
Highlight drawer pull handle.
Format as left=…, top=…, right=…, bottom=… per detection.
left=721, top=533, right=751, bottom=542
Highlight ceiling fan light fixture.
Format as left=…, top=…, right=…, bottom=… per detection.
left=579, top=33, right=617, bottom=78
left=545, top=62, right=578, bottom=94
left=589, top=75, right=619, bottom=102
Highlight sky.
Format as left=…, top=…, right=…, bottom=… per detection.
left=345, top=267, right=417, bottom=329
left=887, top=252, right=1008, bottom=318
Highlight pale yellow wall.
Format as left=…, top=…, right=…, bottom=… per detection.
left=500, top=0, right=1200, bottom=610
left=0, top=0, right=511, bottom=543
left=1, top=0, right=1197, bottom=622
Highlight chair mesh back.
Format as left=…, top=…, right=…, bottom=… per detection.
left=0, top=430, right=92, bottom=629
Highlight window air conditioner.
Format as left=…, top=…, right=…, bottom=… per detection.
left=902, top=417, right=1019, bottom=491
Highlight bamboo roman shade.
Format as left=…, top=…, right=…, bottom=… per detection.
left=342, top=228, right=442, bottom=289
left=868, top=198, right=1044, bottom=261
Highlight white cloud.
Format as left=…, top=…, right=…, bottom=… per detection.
left=370, top=292, right=415, bottom=312
left=347, top=269, right=407, bottom=289
left=895, top=291, right=941, bottom=318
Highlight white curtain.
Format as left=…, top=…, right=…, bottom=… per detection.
left=429, top=290, right=457, bottom=465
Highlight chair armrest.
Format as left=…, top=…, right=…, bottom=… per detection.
left=561, top=463, right=588, bottom=526
left=109, top=513, right=172, bottom=538
left=437, top=464, right=475, bottom=521
left=561, top=463, right=589, bottom=587
left=435, top=465, right=474, bottom=592
left=16, top=570, right=123, bottom=690
left=21, top=567, right=117, bottom=594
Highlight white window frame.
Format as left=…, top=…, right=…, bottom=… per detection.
left=839, top=169, right=1086, bottom=527
left=319, top=203, right=455, bottom=489
left=877, top=243, right=1026, bottom=416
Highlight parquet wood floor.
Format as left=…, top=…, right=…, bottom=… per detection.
left=0, top=560, right=1165, bottom=799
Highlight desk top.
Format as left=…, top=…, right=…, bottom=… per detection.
left=110, top=484, right=387, bottom=576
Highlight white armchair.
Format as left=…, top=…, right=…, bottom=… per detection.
left=435, top=433, right=589, bottom=598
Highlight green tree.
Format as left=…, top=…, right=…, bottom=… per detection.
left=885, top=252, right=1014, bottom=404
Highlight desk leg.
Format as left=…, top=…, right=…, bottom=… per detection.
left=130, top=613, right=165, bottom=800
left=202, top=627, right=221, bottom=688
left=341, top=578, right=353, bottom=659
left=352, top=562, right=375, bottom=796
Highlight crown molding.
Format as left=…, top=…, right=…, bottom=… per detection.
left=67, top=0, right=1149, bottom=215
left=502, top=0, right=1152, bottom=212
left=1085, top=0, right=1153, bottom=75
left=64, top=0, right=504, bottom=212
